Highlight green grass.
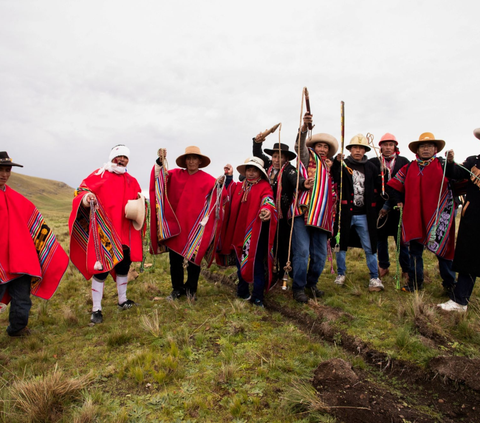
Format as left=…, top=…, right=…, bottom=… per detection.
left=2, top=174, right=480, bottom=422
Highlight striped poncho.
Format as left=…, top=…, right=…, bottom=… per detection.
left=290, top=149, right=336, bottom=234
left=0, top=186, right=68, bottom=303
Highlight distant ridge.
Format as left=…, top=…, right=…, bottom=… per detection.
left=7, top=172, right=74, bottom=216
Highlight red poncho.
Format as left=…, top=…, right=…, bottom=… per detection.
left=0, top=186, right=68, bottom=303
left=217, top=179, right=277, bottom=288
left=149, top=167, right=225, bottom=266
left=388, top=158, right=455, bottom=259
left=69, top=169, right=144, bottom=280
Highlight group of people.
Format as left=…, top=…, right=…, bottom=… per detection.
left=1, top=121, right=479, bottom=335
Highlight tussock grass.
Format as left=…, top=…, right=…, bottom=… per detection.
left=7, top=369, right=93, bottom=423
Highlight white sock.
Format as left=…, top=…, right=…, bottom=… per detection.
left=91, top=277, right=104, bottom=312
left=116, top=274, right=128, bottom=305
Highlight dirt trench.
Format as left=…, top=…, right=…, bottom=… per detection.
left=202, top=269, right=480, bottom=423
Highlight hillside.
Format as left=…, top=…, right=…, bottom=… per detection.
left=8, top=172, right=74, bottom=216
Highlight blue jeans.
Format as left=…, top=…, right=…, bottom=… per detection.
left=451, top=273, right=476, bottom=306
left=408, top=240, right=456, bottom=289
left=291, top=216, right=328, bottom=291
left=335, top=214, right=378, bottom=278
left=377, top=236, right=410, bottom=273
left=0, top=274, right=32, bottom=335
left=237, top=223, right=268, bottom=301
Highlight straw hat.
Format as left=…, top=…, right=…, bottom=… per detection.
left=408, top=132, right=445, bottom=154
left=176, top=146, right=211, bottom=168
left=263, top=143, right=296, bottom=161
left=236, top=157, right=268, bottom=178
left=306, top=133, right=339, bottom=156
left=379, top=133, right=398, bottom=146
left=0, top=151, right=23, bottom=167
left=346, top=134, right=371, bottom=152
left=125, top=194, right=146, bottom=231
left=474, top=128, right=480, bottom=140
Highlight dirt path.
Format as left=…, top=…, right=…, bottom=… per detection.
left=203, top=270, right=480, bottom=423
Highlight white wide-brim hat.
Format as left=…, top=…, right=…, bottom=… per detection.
left=236, top=156, right=268, bottom=178
left=125, top=193, right=146, bottom=231
left=306, top=133, right=339, bottom=156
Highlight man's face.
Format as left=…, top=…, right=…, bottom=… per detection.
left=245, top=165, right=261, bottom=180
left=271, top=152, right=287, bottom=169
left=185, top=154, right=201, bottom=174
left=417, top=143, right=437, bottom=160
left=349, top=145, right=366, bottom=161
left=314, top=142, right=330, bottom=157
left=380, top=141, right=396, bottom=158
left=0, top=166, right=12, bottom=189
left=112, top=155, right=129, bottom=167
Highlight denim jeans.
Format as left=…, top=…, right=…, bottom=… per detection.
left=451, top=273, right=476, bottom=306
left=0, top=274, right=32, bottom=334
left=335, top=214, right=378, bottom=278
left=408, top=240, right=456, bottom=289
left=237, top=223, right=268, bottom=301
left=377, top=236, right=410, bottom=273
left=291, top=216, right=328, bottom=291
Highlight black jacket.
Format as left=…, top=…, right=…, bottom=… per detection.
left=331, top=155, right=380, bottom=252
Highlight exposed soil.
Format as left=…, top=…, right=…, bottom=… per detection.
left=203, top=269, right=480, bottom=422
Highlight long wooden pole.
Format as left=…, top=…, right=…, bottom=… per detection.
left=334, top=101, right=345, bottom=252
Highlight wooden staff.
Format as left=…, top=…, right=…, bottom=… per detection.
left=304, top=87, right=313, bottom=130
left=334, top=101, right=345, bottom=252
left=254, top=123, right=281, bottom=143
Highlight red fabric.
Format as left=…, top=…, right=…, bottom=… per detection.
left=217, top=180, right=277, bottom=287
left=149, top=167, right=222, bottom=265
left=0, top=187, right=68, bottom=303
left=388, top=159, right=455, bottom=259
left=69, top=170, right=144, bottom=280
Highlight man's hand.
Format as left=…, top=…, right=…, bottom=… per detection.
left=157, top=148, right=167, bottom=159
left=254, top=133, right=265, bottom=143
left=379, top=208, right=388, bottom=218
left=304, top=177, right=314, bottom=190
left=259, top=208, right=271, bottom=221
left=301, top=112, right=313, bottom=132
left=396, top=202, right=403, bottom=209
left=336, top=153, right=345, bottom=162
left=82, top=193, right=97, bottom=207
left=446, top=149, right=454, bottom=164
left=224, top=164, right=233, bottom=176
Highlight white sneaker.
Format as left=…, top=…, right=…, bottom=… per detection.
left=368, top=278, right=384, bottom=292
left=437, top=300, right=467, bottom=312
left=334, top=275, right=345, bottom=286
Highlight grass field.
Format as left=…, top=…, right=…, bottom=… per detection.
left=1, top=173, right=479, bottom=422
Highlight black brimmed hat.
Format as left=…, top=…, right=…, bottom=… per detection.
left=0, top=151, right=23, bottom=167
left=263, top=143, right=296, bottom=161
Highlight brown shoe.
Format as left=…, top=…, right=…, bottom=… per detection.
left=378, top=267, right=389, bottom=278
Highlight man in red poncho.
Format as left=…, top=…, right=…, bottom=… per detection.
left=388, top=132, right=456, bottom=293
left=150, top=146, right=224, bottom=301
left=0, top=152, right=68, bottom=337
left=69, top=145, right=145, bottom=324
left=216, top=157, right=277, bottom=307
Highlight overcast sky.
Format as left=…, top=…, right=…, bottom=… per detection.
left=1, top=0, right=479, bottom=191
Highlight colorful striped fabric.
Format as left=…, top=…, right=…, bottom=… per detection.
left=290, top=149, right=336, bottom=234
left=180, top=183, right=221, bottom=263
left=71, top=189, right=124, bottom=274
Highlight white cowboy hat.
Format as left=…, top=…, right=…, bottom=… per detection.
left=125, top=193, right=146, bottom=231
left=346, top=134, right=371, bottom=152
left=306, top=133, right=339, bottom=156
left=236, top=156, right=268, bottom=178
